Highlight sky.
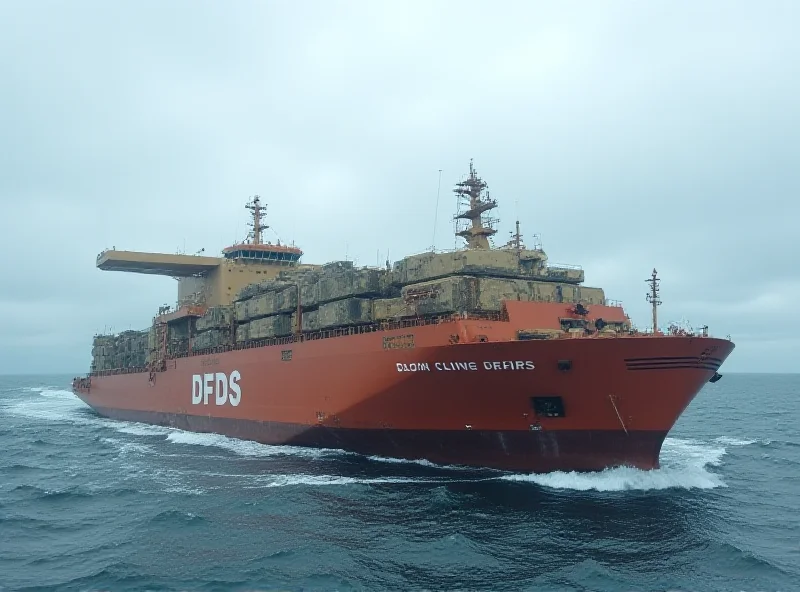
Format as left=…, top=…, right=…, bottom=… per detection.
left=0, top=0, right=797, bottom=374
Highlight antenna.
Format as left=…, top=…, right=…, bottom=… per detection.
left=452, top=159, right=498, bottom=250
left=431, top=168, right=442, bottom=252
left=645, top=268, right=662, bottom=333
left=245, top=195, right=268, bottom=245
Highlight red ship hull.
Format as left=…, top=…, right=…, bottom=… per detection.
left=72, top=311, right=734, bottom=473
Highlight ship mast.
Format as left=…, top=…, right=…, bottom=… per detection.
left=453, top=159, right=498, bottom=249
left=645, top=268, right=662, bottom=333
left=245, top=195, right=268, bottom=245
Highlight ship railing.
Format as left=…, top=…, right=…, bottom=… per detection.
left=168, top=311, right=504, bottom=360
left=85, top=311, right=727, bottom=378
left=89, top=365, right=149, bottom=378
left=535, top=328, right=723, bottom=341
left=411, top=245, right=551, bottom=257
left=626, top=325, right=720, bottom=338
left=406, top=246, right=468, bottom=258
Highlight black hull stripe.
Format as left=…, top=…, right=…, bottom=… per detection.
left=626, top=356, right=722, bottom=372
left=627, top=360, right=720, bottom=366
left=627, top=364, right=720, bottom=372
left=624, top=356, right=723, bottom=363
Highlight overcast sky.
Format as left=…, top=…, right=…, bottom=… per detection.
left=1, top=0, right=797, bottom=375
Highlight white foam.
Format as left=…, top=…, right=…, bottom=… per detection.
left=120, top=463, right=213, bottom=496
left=367, top=455, right=444, bottom=469
left=3, top=388, right=98, bottom=424
left=4, top=388, right=750, bottom=494
left=500, top=437, right=727, bottom=491
left=116, top=423, right=175, bottom=437
left=713, top=436, right=757, bottom=447
left=252, top=473, right=447, bottom=488
left=4, top=388, right=179, bottom=439
left=162, top=485, right=206, bottom=496
left=37, top=389, right=75, bottom=399
left=366, top=454, right=491, bottom=472
left=164, top=430, right=342, bottom=459
left=101, top=437, right=153, bottom=455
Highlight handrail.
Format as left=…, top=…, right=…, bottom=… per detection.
left=86, top=312, right=504, bottom=377
left=83, top=312, right=729, bottom=379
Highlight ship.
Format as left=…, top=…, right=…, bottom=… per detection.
left=72, top=161, right=734, bottom=473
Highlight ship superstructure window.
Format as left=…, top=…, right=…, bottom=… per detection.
left=223, top=249, right=301, bottom=264
left=531, top=396, right=565, bottom=418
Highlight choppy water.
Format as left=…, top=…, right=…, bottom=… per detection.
left=0, top=373, right=798, bottom=591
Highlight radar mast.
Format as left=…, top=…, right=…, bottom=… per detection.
left=646, top=268, right=662, bottom=333
left=453, top=159, right=498, bottom=249
left=503, top=219, right=525, bottom=253
left=245, top=195, right=268, bottom=245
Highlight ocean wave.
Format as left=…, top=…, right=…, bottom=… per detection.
left=499, top=437, right=727, bottom=492
left=365, top=455, right=482, bottom=471
left=7, top=484, right=94, bottom=501
left=7, top=483, right=141, bottom=501
left=3, top=388, right=177, bottom=441
left=100, top=437, right=153, bottom=456
left=0, top=463, right=40, bottom=473
left=148, top=509, right=206, bottom=525
left=164, top=430, right=345, bottom=460
left=6, top=387, right=789, bottom=495
left=21, top=386, right=50, bottom=393
left=115, top=423, right=175, bottom=437
left=249, top=473, right=453, bottom=488
left=2, top=387, right=100, bottom=425
left=367, top=455, right=441, bottom=468
left=0, top=515, right=78, bottom=534
left=713, top=436, right=758, bottom=446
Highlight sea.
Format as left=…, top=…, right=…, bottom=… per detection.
left=0, top=373, right=798, bottom=592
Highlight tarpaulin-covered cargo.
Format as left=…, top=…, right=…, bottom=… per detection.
left=248, top=314, right=292, bottom=340
left=195, top=306, right=233, bottom=332
left=193, top=328, right=232, bottom=351
left=391, top=249, right=585, bottom=286
left=302, top=298, right=373, bottom=331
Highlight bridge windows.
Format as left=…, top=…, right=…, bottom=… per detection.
left=223, top=249, right=301, bottom=264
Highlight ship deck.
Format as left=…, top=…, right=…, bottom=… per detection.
left=85, top=310, right=721, bottom=379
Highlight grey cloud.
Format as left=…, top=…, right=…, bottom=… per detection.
left=0, top=0, right=797, bottom=374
